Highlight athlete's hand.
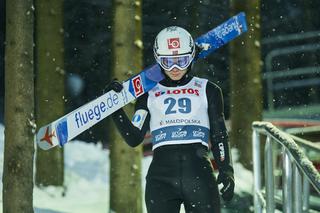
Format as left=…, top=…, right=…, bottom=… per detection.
left=104, top=79, right=123, bottom=93
left=217, top=170, right=235, bottom=202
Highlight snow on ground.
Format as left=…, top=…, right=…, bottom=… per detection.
left=0, top=124, right=253, bottom=213
left=33, top=142, right=113, bottom=213
left=231, top=149, right=253, bottom=195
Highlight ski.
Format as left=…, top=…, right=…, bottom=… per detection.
left=37, top=12, right=247, bottom=150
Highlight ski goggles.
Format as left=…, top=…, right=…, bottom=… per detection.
left=156, top=54, right=194, bottom=71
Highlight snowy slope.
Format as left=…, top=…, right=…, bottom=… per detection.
left=0, top=124, right=253, bottom=213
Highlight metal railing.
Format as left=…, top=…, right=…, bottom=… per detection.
left=252, top=121, right=320, bottom=213
left=263, top=31, right=320, bottom=111
left=264, top=44, right=320, bottom=111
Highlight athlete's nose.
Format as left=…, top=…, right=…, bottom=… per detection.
left=171, top=67, right=181, bottom=72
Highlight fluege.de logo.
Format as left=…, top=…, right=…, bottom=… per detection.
left=74, top=92, right=120, bottom=129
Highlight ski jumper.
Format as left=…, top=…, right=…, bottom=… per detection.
left=112, top=75, right=233, bottom=213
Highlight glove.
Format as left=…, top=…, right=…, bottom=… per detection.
left=217, top=170, right=235, bottom=202
left=104, top=79, right=123, bottom=93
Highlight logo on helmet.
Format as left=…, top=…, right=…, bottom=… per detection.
left=167, top=38, right=180, bottom=49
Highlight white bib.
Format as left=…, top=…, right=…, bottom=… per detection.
left=147, top=77, right=210, bottom=150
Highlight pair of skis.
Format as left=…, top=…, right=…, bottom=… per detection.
left=37, top=12, right=248, bottom=150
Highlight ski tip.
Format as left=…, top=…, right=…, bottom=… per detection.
left=236, top=12, right=248, bottom=33
left=237, top=11, right=246, bottom=17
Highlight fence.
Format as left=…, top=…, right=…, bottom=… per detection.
left=252, top=121, right=320, bottom=213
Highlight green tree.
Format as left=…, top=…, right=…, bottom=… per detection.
left=229, top=1, right=263, bottom=169
left=3, top=0, right=35, bottom=212
left=35, top=0, right=65, bottom=186
left=109, top=0, right=143, bottom=212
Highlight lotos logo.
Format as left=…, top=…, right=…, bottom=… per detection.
left=167, top=38, right=180, bottom=49
left=155, top=132, right=167, bottom=142
left=132, top=75, right=144, bottom=97
left=155, top=88, right=199, bottom=97
left=172, top=129, right=187, bottom=138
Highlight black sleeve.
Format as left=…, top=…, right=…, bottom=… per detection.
left=206, top=81, right=234, bottom=175
left=111, top=93, right=150, bottom=147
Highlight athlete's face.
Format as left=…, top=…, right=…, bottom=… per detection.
left=164, top=67, right=187, bottom=81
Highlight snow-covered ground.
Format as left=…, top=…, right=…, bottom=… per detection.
left=0, top=124, right=253, bottom=213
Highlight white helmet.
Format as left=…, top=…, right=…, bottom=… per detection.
left=153, top=26, right=195, bottom=71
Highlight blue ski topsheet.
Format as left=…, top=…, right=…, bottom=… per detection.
left=128, top=64, right=164, bottom=98
left=196, top=12, right=247, bottom=59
